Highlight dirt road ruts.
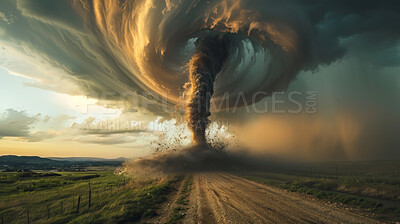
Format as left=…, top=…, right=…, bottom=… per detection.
left=183, top=172, right=378, bottom=224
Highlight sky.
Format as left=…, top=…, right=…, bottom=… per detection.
left=0, top=0, right=399, bottom=160
left=0, top=67, right=152, bottom=158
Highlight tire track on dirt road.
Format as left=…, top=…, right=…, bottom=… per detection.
left=183, top=172, right=378, bottom=224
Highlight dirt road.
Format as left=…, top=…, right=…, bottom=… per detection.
left=182, top=173, right=377, bottom=224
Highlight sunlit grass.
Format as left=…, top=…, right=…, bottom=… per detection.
left=0, top=170, right=179, bottom=223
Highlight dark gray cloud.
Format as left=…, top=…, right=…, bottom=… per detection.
left=0, top=109, right=54, bottom=142
left=0, top=0, right=399, bottom=159
left=0, top=109, right=60, bottom=142
left=0, top=0, right=397, bottom=112
left=0, top=109, right=38, bottom=138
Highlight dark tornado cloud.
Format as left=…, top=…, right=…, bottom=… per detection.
left=0, top=0, right=316, bottom=116
left=0, top=0, right=399, bottom=157
left=187, top=34, right=229, bottom=145
left=1, top=0, right=398, bottom=112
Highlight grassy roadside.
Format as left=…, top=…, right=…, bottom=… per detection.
left=167, top=175, right=193, bottom=224
left=0, top=170, right=181, bottom=223
left=240, top=173, right=400, bottom=222
left=93, top=176, right=182, bottom=224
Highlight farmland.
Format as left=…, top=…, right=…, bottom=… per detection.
left=0, top=167, right=181, bottom=224
left=1, top=160, right=400, bottom=223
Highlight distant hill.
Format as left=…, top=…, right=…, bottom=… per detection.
left=0, top=155, right=125, bottom=171
left=46, top=157, right=127, bottom=162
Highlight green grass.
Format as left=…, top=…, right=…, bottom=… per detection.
left=167, top=175, right=193, bottom=224
left=240, top=173, right=400, bottom=222
left=112, top=178, right=180, bottom=223
left=0, top=171, right=104, bottom=195
left=0, top=170, right=180, bottom=223
left=167, top=206, right=185, bottom=224
left=238, top=170, right=400, bottom=201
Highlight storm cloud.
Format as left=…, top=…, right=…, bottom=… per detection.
left=0, top=0, right=397, bottom=110
left=0, top=0, right=399, bottom=159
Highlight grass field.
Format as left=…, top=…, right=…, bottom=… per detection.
left=0, top=167, right=180, bottom=223
left=167, top=175, right=193, bottom=224
left=237, top=161, right=400, bottom=222
left=1, top=160, right=399, bottom=223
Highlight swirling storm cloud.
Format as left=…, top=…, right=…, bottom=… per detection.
left=70, top=0, right=314, bottom=108
left=0, top=0, right=399, bottom=158
left=2, top=0, right=397, bottom=109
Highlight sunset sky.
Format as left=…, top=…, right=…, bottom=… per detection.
left=0, top=0, right=399, bottom=160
